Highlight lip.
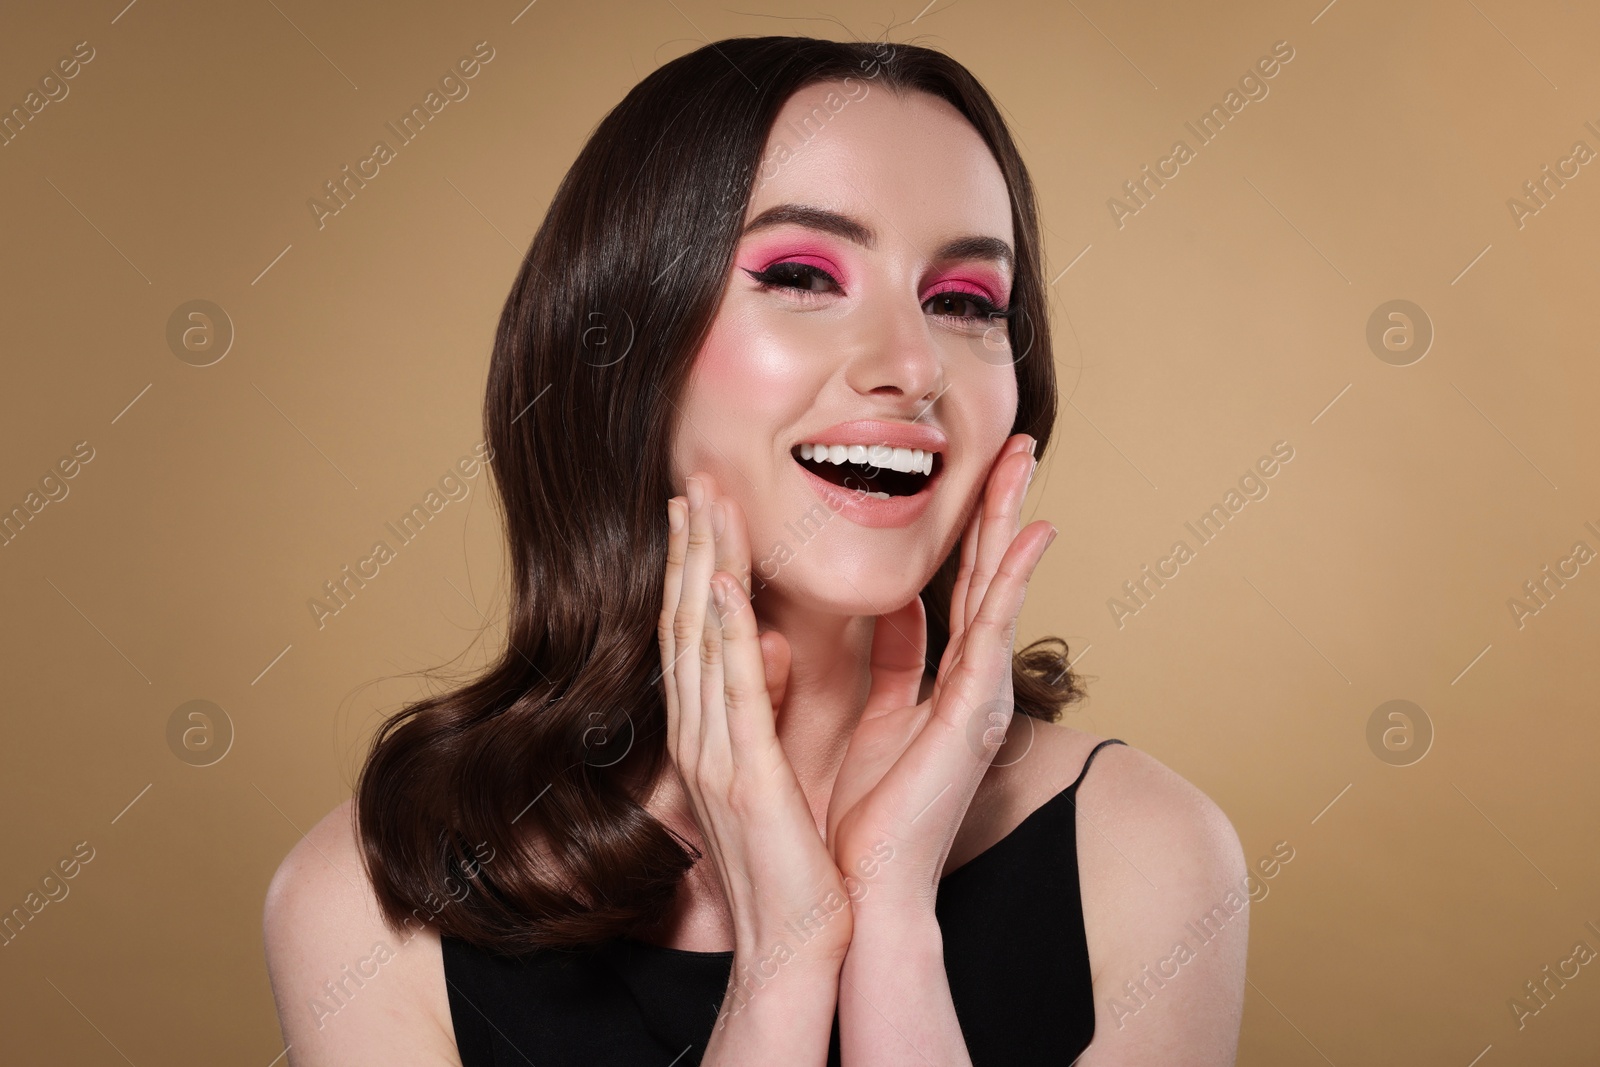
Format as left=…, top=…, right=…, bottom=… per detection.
left=791, top=420, right=947, bottom=529
left=796, top=419, right=949, bottom=453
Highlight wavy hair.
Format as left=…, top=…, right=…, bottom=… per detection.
left=355, top=34, right=1089, bottom=953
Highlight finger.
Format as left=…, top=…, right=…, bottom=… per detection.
left=908, top=521, right=1056, bottom=794
left=658, top=496, right=689, bottom=747
left=672, top=474, right=716, bottom=762
left=960, top=438, right=1037, bottom=637
left=946, top=521, right=1058, bottom=717
left=945, top=435, right=1030, bottom=673
left=710, top=490, right=754, bottom=600
left=939, top=436, right=1039, bottom=706
left=941, top=499, right=983, bottom=687
left=760, top=628, right=792, bottom=722
left=863, top=596, right=927, bottom=719
left=700, top=579, right=732, bottom=776
left=695, top=475, right=743, bottom=776
left=710, top=573, right=782, bottom=762
left=931, top=626, right=967, bottom=709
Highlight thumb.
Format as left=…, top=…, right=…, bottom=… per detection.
left=759, top=628, right=792, bottom=721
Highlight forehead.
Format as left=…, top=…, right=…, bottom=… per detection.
left=745, top=81, right=1014, bottom=249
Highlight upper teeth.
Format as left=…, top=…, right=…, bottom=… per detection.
left=798, top=442, right=935, bottom=476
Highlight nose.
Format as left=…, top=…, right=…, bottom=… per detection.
left=844, top=295, right=944, bottom=406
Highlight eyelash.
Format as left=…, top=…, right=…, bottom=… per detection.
left=743, top=262, right=1008, bottom=322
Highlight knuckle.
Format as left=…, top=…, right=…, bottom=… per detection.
left=696, top=758, right=730, bottom=798
left=699, top=629, right=723, bottom=668
left=996, top=554, right=1030, bottom=582
left=673, top=609, right=698, bottom=647
left=973, top=607, right=1011, bottom=640
left=724, top=778, right=758, bottom=820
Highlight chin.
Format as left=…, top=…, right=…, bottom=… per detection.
left=753, top=548, right=934, bottom=619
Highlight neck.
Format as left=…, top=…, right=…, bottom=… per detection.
left=755, top=591, right=877, bottom=812
left=633, top=590, right=916, bottom=950
left=641, top=588, right=881, bottom=840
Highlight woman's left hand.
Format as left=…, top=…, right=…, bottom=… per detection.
left=823, top=432, right=1058, bottom=917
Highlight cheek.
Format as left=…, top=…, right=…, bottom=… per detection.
left=690, top=313, right=770, bottom=407
left=698, top=302, right=822, bottom=394
left=673, top=304, right=823, bottom=481
left=955, top=357, right=1019, bottom=448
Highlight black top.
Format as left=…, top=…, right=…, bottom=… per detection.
left=442, top=738, right=1127, bottom=1066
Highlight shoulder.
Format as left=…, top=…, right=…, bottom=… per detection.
left=1031, top=724, right=1247, bottom=1064
left=979, top=718, right=1239, bottom=854
left=1055, top=727, right=1244, bottom=878
left=262, top=798, right=460, bottom=1066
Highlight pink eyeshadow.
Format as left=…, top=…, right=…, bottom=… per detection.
left=739, top=237, right=844, bottom=275
left=924, top=273, right=1006, bottom=307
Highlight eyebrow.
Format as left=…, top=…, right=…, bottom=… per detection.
left=742, top=203, right=1015, bottom=275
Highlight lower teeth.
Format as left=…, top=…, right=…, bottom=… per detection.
left=867, top=491, right=891, bottom=500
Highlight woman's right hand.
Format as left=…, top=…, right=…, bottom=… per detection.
left=658, top=471, right=855, bottom=973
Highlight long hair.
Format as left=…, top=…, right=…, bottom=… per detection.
left=355, top=34, right=1089, bottom=953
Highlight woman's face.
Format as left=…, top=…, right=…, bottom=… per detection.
left=671, top=81, right=1021, bottom=616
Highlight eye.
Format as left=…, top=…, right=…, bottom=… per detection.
left=924, top=289, right=1005, bottom=322
left=744, top=262, right=840, bottom=298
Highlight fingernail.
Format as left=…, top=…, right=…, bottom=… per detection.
left=687, top=477, right=703, bottom=511
left=711, top=577, right=728, bottom=610
left=667, top=499, right=684, bottom=533
left=1045, top=525, right=1059, bottom=549
left=1027, top=436, right=1038, bottom=458
left=1028, top=455, right=1039, bottom=482
left=711, top=501, right=727, bottom=537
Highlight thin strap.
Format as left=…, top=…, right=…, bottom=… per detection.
left=1066, top=738, right=1126, bottom=793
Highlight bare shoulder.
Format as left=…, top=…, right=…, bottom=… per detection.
left=1045, top=725, right=1244, bottom=872
left=262, top=798, right=460, bottom=1067
left=1031, top=723, right=1247, bottom=1065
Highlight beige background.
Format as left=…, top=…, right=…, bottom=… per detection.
left=2, top=0, right=1597, bottom=1063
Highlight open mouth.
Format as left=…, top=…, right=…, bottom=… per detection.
left=791, top=442, right=942, bottom=499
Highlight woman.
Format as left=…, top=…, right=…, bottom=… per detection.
left=264, top=36, right=1248, bottom=1065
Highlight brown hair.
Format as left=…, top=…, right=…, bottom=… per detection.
left=355, top=34, right=1089, bottom=953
